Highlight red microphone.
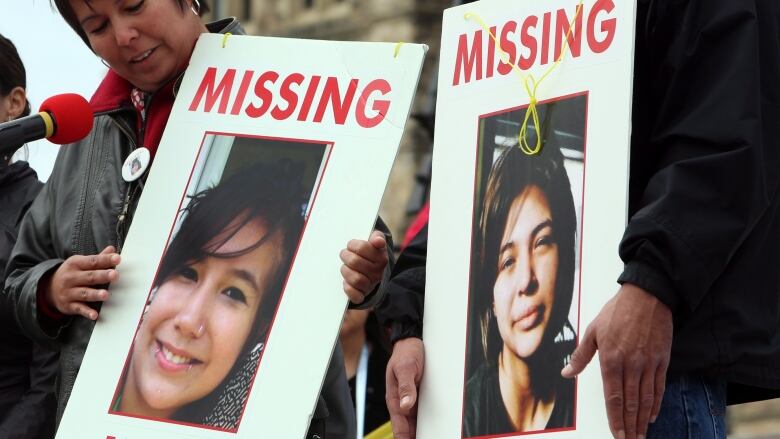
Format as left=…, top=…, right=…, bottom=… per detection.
left=0, top=93, right=94, bottom=156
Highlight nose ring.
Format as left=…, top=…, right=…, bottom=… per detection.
left=196, top=323, right=205, bottom=337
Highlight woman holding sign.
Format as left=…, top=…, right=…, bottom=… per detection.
left=464, top=144, right=577, bottom=436
left=3, top=1, right=388, bottom=437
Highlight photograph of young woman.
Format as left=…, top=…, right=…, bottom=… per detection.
left=463, top=144, right=578, bottom=437
left=112, top=161, right=307, bottom=430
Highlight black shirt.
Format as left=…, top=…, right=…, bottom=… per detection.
left=463, top=362, right=574, bottom=437
left=347, top=344, right=391, bottom=436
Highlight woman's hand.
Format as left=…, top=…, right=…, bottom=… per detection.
left=340, top=230, right=388, bottom=304
left=43, top=246, right=121, bottom=320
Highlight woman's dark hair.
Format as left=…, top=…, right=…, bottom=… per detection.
left=52, top=0, right=211, bottom=49
left=476, top=144, right=577, bottom=364
left=0, top=34, right=31, bottom=118
left=153, top=160, right=306, bottom=426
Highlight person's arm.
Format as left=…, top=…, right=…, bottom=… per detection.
left=3, top=174, right=70, bottom=347
left=376, top=224, right=426, bottom=344
left=4, top=153, right=121, bottom=346
left=563, top=2, right=779, bottom=439
left=375, top=225, right=427, bottom=439
left=340, top=222, right=427, bottom=439
left=341, top=217, right=394, bottom=309
left=618, top=1, right=779, bottom=313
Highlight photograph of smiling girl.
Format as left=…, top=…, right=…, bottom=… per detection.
left=462, top=94, right=586, bottom=438
left=110, top=134, right=330, bottom=431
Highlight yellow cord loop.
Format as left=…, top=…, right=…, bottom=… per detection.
left=221, top=32, right=232, bottom=48
left=465, top=1, right=583, bottom=155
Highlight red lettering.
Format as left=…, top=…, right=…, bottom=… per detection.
left=555, top=6, right=583, bottom=61
left=245, top=71, right=279, bottom=118
left=356, top=79, right=391, bottom=129
left=297, top=76, right=321, bottom=121
left=497, top=21, right=517, bottom=76
left=271, top=73, right=305, bottom=121
left=541, top=12, right=551, bottom=65
left=314, top=78, right=359, bottom=125
left=188, top=67, right=235, bottom=114
left=230, top=70, right=254, bottom=115
left=587, top=0, right=616, bottom=53
left=486, top=26, right=497, bottom=78
left=518, top=16, right=538, bottom=70
left=187, top=69, right=391, bottom=128
left=453, top=31, right=483, bottom=86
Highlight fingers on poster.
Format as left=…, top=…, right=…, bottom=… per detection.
left=109, top=133, right=332, bottom=432
left=462, top=94, right=586, bottom=438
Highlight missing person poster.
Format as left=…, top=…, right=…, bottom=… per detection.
left=419, top=0, right=634, bottom=438
left=57, top=35, right=425, bottom=439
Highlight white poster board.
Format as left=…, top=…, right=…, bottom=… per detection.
left=420, top=0, right=634, bottom=437
left=57, top=34, right=426, bottom=439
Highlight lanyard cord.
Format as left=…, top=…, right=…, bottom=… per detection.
left=356, top=343, right=370, bottom=438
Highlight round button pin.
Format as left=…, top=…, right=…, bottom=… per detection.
left=122, top=147, right=150, bottom=182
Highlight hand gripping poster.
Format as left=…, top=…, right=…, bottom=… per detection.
left=56, top=35, right=425, bottom=439
left=419, top=0, right=634, bottom=438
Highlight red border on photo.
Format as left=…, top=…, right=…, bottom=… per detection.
left=460, top=91, right=589, bottom=439
left=106, top=132, right=334, bottom=434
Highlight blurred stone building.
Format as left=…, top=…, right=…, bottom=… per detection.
left=205, top=2, right=780, bottom=435
left=729, top=400, right=780, bottom=439
left=208, top=0, right=453, bottom=243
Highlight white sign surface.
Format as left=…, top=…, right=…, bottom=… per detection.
left=419, top=0, right=634, bottom=437
left=58, top=34, right=425, bottom=439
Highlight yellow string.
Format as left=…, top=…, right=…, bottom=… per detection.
left=464, top=1, right=583, bottom=155
left=221, top=32, right=232, bottom=48
left=394, top=41, right=405, bottom=58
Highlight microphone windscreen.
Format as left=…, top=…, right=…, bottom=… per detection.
left=39, top=93, right=94, bottom=144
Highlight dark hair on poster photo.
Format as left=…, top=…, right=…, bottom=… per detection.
left=463, top=94, right=586, bottom=438
left=110, top=134, right=330, bottom=431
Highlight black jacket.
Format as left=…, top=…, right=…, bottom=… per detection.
left=0, top=162, right=42, bottom=282
left=0, top=161, right=57, bottom=439
left=380, top=0, right=780, bottom=405
left=618, top=0, right=780, bottom=402
left=376, top=225, right=426, bottom=344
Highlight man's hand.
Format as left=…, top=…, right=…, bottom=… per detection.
left=561, top=283, right=673, bottom=439
left=340, top=230, right=388, bottom=304
left=386, top=337, right=424, bottom=439
left=44, top=246, right=121, bottom=320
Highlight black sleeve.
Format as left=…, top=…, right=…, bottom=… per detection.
left=0, top=345, right=58, bottom=439
left=348, top=216, right=395, bottom=310
left=0, top=226, right=14, bottom=287
left=375, top=224, right=427, bottom=343
left=0, top=173, right=42, bottom=287
left=618, top=0, right=780, bottom=312
left=3, top=173, right=70, bottom=347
